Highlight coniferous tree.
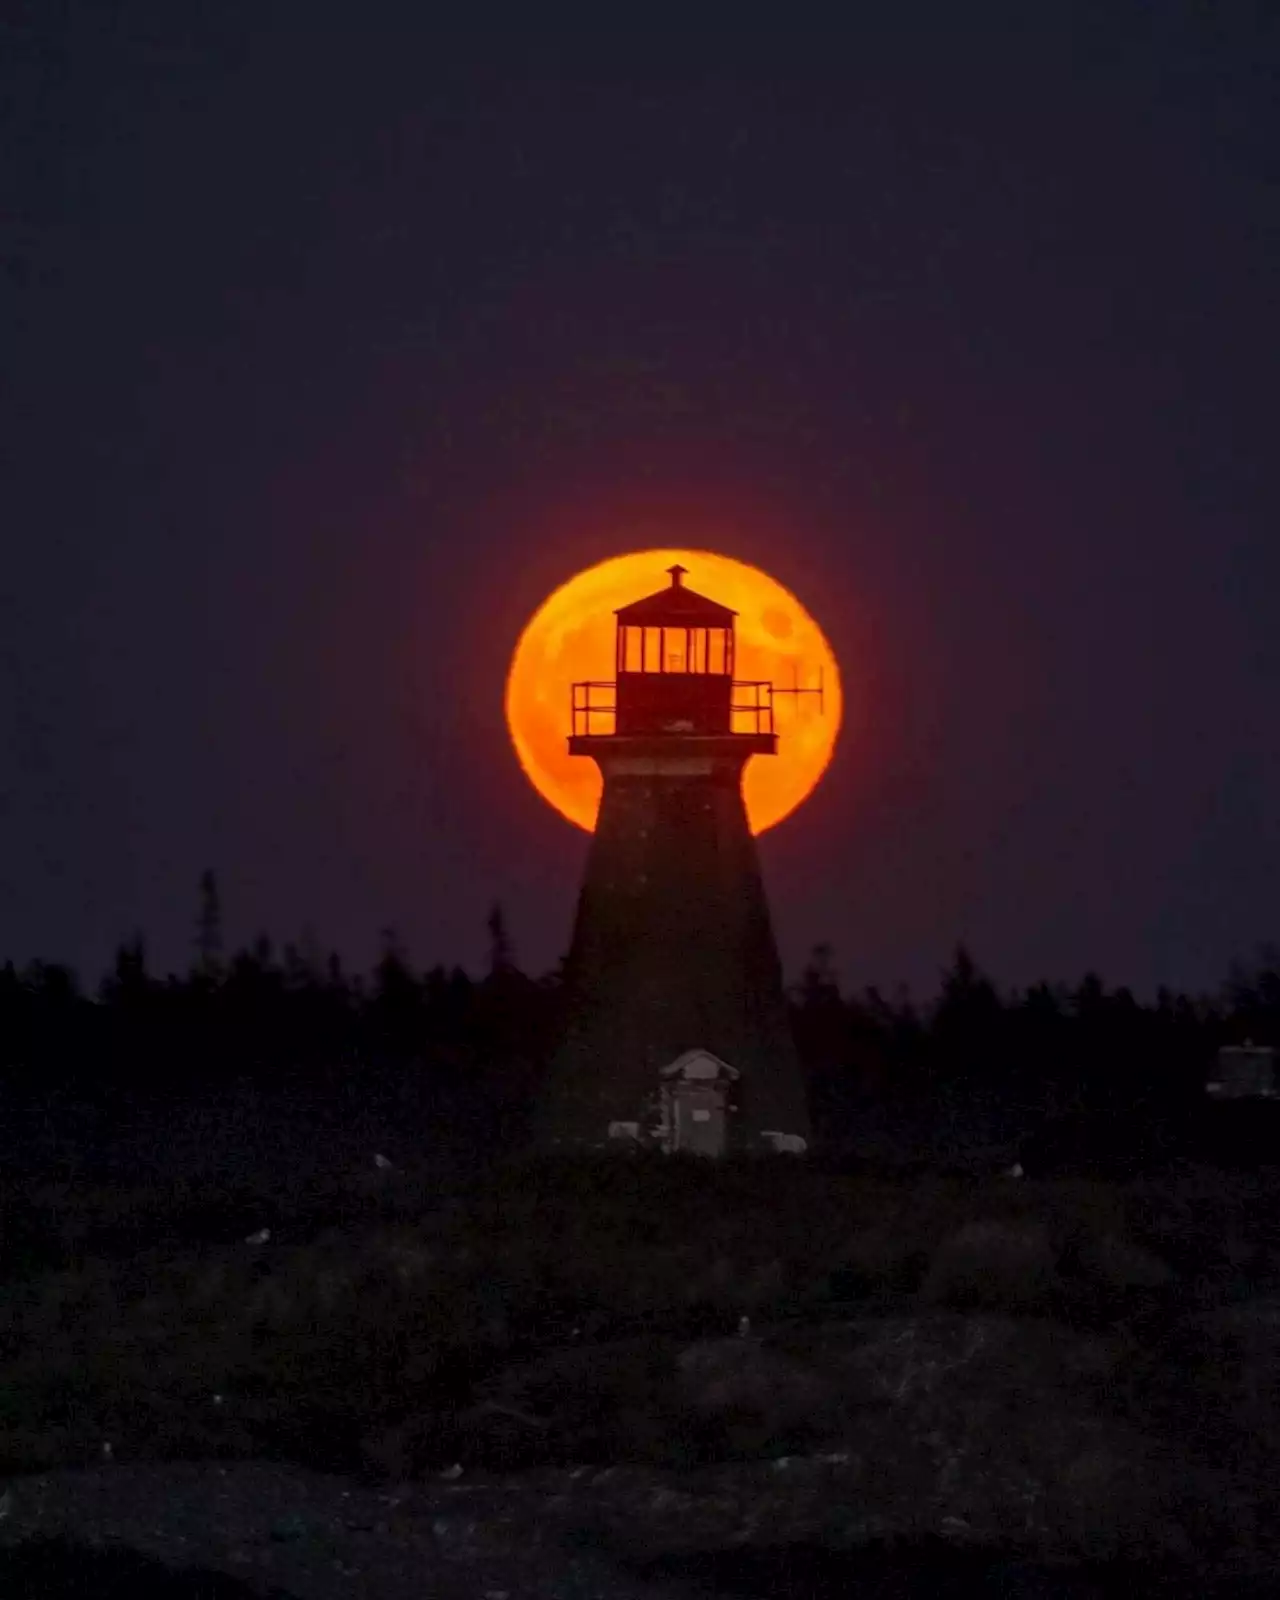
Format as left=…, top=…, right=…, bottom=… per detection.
left=371, top=927, right=420, bottom=1066
left=792, top=943, right=849, bottom=1140
left=486, top=902, right=514, bottom=978
left=194, top=869, right=224, bottom=980
left=933, top=944, right=1005, bottom=1095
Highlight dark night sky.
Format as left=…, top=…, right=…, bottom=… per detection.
left=3, top=3, right=1278, bottom=997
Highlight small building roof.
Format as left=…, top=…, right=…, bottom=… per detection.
left=615, top=564, right=737, bottom=625
left=659, top=1048, right=740, bottom=1081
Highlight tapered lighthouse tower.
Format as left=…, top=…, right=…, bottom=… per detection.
left=534, top=564, right=812, bottom=1157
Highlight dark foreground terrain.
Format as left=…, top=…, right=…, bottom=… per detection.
left=1, top=1460, right=1277, bottom=1600
left=3, top=1133, right=1280, bottom=1594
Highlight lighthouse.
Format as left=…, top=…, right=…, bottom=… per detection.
left=533, top=564, right=812, bottom=1157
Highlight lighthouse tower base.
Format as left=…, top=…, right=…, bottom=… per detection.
left=533, top=741, right=811, bottom=1157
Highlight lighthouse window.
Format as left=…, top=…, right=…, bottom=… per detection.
left=621, top=626, right=643, bottom=672
left=619, top=622, right=733, bottom=674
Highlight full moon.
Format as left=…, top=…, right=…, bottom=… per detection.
left=506, top=549, right=842, bottom=834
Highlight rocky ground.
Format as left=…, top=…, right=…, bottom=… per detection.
left=5, top=1296, right=1280, bottom=1597
left=5, top=1154, right=1280, bottom=1595
left=0, top=1449, right=1272, bottom=1600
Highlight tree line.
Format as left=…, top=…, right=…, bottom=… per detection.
left=1, top=873, right=1276, bottom=1150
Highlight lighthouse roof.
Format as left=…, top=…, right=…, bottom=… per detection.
left=615, top=564, right=737, bottom=625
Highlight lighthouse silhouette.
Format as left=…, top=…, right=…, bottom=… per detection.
left=534, top=563, right=813, bottom=1157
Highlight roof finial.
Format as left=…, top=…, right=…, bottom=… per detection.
left=667, top=563, right=687, bottom=587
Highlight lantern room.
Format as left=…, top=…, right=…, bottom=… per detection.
left=614, top=564, right=735, bottom=735
left=569, top=565, right=775, bottom=746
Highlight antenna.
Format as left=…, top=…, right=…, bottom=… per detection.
left=771, top=662, right=825, bottom=715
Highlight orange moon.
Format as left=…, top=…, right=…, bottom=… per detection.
left=506, top=549, right=842, bottom=834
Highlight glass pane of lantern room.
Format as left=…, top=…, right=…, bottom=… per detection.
left=708, top=629, right=727, bottom=675
left=623, top=626, right=642, bottom=672
left=690, top=629, right=707, bottom=674
left=643, top=627, right=661, bottom=673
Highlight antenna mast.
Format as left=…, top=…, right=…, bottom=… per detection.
left=771, top=662, right=825, bottom=715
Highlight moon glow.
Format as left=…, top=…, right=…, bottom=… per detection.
left=505, top=549, right=842, bottom=834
